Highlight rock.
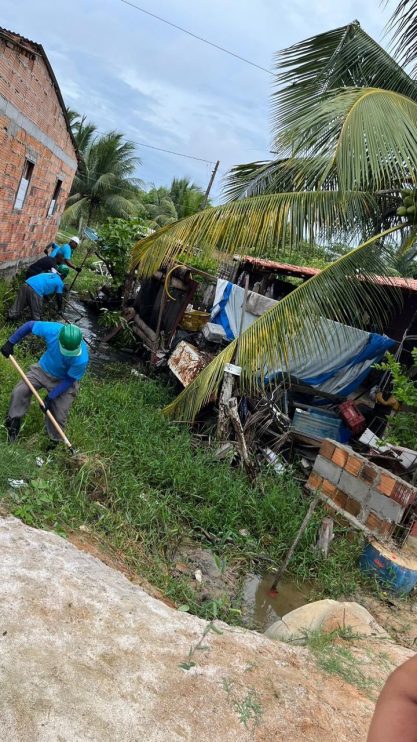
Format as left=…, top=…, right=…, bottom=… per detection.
left=266, top=599, right=388, bottom=642
left=0, top=517, right=410, bottom=741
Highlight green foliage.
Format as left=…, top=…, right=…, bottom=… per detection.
left=63, top=128, right=141, bottom=227
left=136, top=178, right=206, bottom=228
left=0, top=308, right=369, bottom=622
left=375, top=350, right=417, bottom=448
left=97, top=217, right=148, bottom=283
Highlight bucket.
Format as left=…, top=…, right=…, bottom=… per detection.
left=359, top=541, right=417, bottom=594
left=180, top=310, right=210, bottom=332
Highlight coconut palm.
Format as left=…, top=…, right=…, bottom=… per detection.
left=130, top=7, right=417, bottom=420
left=169, top=177, right=206, bottom=218
left=63, top=131, right=141, bottom=225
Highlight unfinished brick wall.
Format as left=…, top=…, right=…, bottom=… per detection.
left=0, top=31, right=77, bottom=272
left=307, top=439, right=417, bottom=537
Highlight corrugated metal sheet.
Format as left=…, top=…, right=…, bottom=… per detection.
left=241, top=255, right=417, bottom=292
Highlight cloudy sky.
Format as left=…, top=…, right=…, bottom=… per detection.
left=3, top=0, right=392, bottom=199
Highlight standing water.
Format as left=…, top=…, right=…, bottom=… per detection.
left=63, top=294, right=135, bottom=371
left=241, top=573, right=314, bottom=632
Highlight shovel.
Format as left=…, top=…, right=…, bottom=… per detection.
left=8, top=355, right=76, bottom=455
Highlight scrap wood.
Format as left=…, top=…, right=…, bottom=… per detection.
left=227, top=397, right=257, bottom=480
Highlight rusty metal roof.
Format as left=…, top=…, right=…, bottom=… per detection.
left=0, top=27, right=78, bottom=159
left=241, top=255, right=417, bottom=292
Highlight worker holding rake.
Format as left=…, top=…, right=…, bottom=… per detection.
left=1, top=322, right=89, bottom=445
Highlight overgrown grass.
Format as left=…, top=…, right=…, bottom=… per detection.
left=0, top=282, right=371, bottom=623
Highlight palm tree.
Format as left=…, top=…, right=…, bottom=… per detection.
left=137, top=186, right=178, bottom=227
left=63, top=131, right=141, bottom=226
left=169, top=177, right=206, bottom=218
left=130, top=5, right=417, bottom=420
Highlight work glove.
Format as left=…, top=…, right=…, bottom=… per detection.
left=75, top=266, right=82, bottom=274
left=40, top=396, right=52, bottom=414
left=1, top=340, right=14, bottom=358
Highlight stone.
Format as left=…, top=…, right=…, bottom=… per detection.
left=0, top=517, right=409, bottom=742
left=265, top=599, right=388, bottom=642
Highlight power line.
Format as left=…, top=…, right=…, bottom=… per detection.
left=119, top=0, right=274, bottom=76
left=93, top=129, right=216, bottom=163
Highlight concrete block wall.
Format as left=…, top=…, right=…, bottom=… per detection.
left=306, top=439, right=417, bottom=537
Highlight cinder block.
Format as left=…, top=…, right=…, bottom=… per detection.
left=368, top=490, right=405, bottom=524
left=313, top=456, right=342, bottom=486
left=339, top=470, right=370, bottom=503
left=332, top=447, right=348, bottom=468
left=319, top=439, right=335, bottom=461
left=345, top=455, right=363, bottom=477
left=378, top=473, right=396, bottom=498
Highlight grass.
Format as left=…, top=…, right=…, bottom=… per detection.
left=0, top=279, right=373, bottom=624
left=304, top=628, right=381, bottom=698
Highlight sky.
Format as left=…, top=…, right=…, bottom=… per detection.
left=2, top=0, right=392, bottom=200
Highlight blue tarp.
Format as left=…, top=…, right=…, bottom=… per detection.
left=210, top=279, right=395, bottom=396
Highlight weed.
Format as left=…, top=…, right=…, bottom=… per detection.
left=178, top=620, right=223, bottom=671
left=222, top=678, right=263, bottom=730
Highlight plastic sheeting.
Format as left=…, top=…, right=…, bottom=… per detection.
left=210, top=279, right=395, bottom=396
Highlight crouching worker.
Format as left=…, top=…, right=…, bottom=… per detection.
left=8, top=270, right=67, bottom=321
left=1, top=322, right=89, bottom=443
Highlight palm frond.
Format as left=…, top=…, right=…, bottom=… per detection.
left=164, top=225, right=404, bottom=421
left=279, top=87, right=417, bottom=191
left=387, top=1, right=417, bottom=74
left=131, top=191, right=376, bottom=276
left=273, top=22, right=417, bottom=143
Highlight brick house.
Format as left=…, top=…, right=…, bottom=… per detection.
left=0, top=27, right=78, bottom=275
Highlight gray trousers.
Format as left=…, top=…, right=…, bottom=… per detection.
left=8, top=364, right=79, bottom=440
left=8, top=284, right=43, bottom=320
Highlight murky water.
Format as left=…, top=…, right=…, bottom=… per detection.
left=240, top=573, right=314, bottom=632
left=63, top=294, right=134, bottom=371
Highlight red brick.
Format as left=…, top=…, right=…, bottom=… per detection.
left=307, top=472, right=323, bottom=491
left=391, top=482, right=417, bottom=509
left=321, top=479, right=337, bottom=497
left=332, top=490, right=347, bottom=509
left=410, top=520, right=417, bottom=537
left=378, top=473, right=396, bottom=498
left=332, top=447, right=348, bottom=468
left=319, top=440, right=335, bottom=461
left=0, top=32, right=76, bottom=268
left=345, top=455, right=363, bottom=477
left=361, top=464, right=377, bottom=484
left=344, top=497, right=361, bottom=517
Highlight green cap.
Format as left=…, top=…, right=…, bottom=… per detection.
left=57, top=264, right=69, bottom=278
left=59, top=324, right=83, bottom=357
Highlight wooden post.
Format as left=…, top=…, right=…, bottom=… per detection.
left=316, top=517, right=334, bottom=558
left=227, top=397, right=255, bottom=478
left=216, top=369, right=235, bottom=440
left=270, top=495, right=319, bottom=592
left=200, top=160, right=220, bottom=210
left=216, top=276, right=249, bottom=440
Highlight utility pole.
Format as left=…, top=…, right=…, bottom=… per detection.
left=201, top=160, right=220, bottom=209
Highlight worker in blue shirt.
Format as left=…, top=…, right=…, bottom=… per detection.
left=45, top=236, right=81, bottom=273
left=8, top=270, right=67, bottom=321
left=1, top=322, right=89, bottom=443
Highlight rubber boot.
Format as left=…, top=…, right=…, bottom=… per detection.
left=46, top=438, right=59, bottom=451
left=5, top=417, right=21, bottom=443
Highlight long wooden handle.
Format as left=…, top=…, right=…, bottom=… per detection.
left=9, top=355, right=73, bottom=450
